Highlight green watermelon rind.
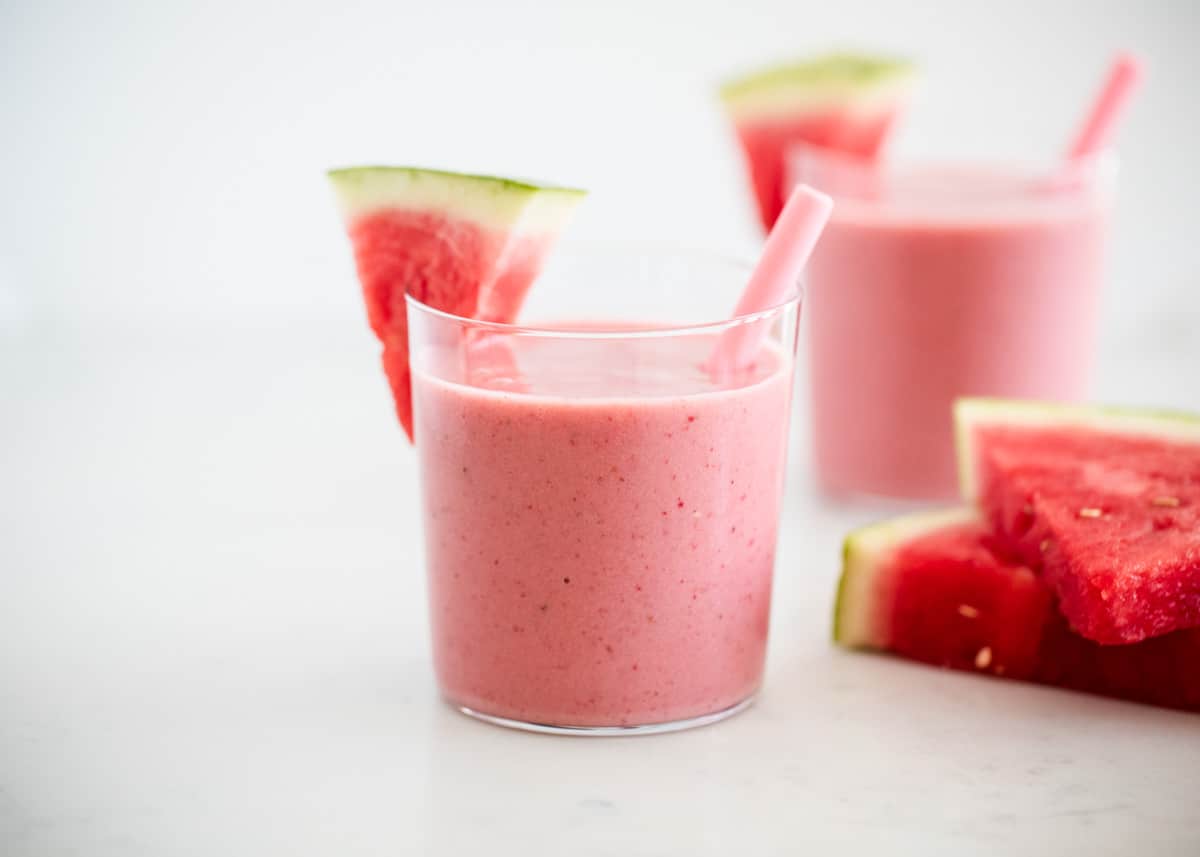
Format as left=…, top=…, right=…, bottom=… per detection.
left=834, top=507, right=979, bottom=648
left=328, top=166, right=586, bottom=231
left=720, top=52, right=916, bottom=118
left=954, top=397, right=1200, bottom=503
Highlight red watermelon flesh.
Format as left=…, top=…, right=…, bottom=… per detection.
left=835, top=508, right=1200, bottom=713
left=720, top=53, right=915, bottom=231
left=956, top=399, right=1200, bottom=645
left=732, top=109, right=900, bottom=233
left=330, top=168, right=585, bottom=440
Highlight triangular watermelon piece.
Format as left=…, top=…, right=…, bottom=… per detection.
left=720, top=52, right=916, bottom=231
left=329, top=167, right=586, bottom=440
left=956, top=399, right=1200, bottom=644
left=835, top=508, right=1200, bottom=713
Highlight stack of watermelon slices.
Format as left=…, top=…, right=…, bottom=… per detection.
left=720, top=52, right=916, bottom=232
left=835, top=398, right=1200, bottom=713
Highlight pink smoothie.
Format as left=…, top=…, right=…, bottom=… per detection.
left=411, top=333, right=793, bottom=728
left=803, top=165, right=1109, bottom=499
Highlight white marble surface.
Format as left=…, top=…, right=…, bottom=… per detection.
left=3, top=323, right=1199, bottom=856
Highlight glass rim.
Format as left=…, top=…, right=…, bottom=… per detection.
left=404, top=246, right=802, bottom=340
left=791, top=142, right=1120, bottom=176
left=790, top=143, right=1119, bottom=198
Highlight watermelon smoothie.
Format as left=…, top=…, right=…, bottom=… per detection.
left=792, top=148, right=1114, bottom=499
left=406, top=255, right=800, bottom=733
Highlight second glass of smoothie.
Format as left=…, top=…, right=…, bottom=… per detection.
left=791, top=145, right=1114, bottom=500
left=407, top=250, right=801, bottom=734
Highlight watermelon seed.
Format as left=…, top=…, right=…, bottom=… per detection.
left=1022, top=503, right=1034, bottom=515
left=1152, top=496, right=1180, bottom=508
left=1039, top=539, right=1052, bottom=553
left=957, top=604, right=979, bottom=619
left=974, top=647, right=993, bottom=670
left=1078, top=507, right=1103, bottom=518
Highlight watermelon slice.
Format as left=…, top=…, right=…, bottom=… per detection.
left=835, top=508, right=1200, bottom=713
left=720, top=52, right=916, bottom=231
left=329, top=167, right=586, bottom=440
left=956, top=398, right=1200, bottom=644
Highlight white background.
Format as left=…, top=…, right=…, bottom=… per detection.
left=4, top=2, right=1200, bottom=855
left=2, top=0, right=1199, bottom=344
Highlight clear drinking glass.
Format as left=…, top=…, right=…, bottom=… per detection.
left=790, top=144, right=1116, bottom=500
left=406, top=248, right=801, bottom=735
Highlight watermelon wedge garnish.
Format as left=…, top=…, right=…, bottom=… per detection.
left=835, top=508, right=1200, bottom=713
left=955, top=399, right=1200, bottom=644
left=720, top=52, right=916, bottom=231
left=329, top=167, right=586, bottom=440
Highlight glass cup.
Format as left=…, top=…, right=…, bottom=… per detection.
left=789, top=144, right=1115, bottom=500
left=406, top=248, right=801, bottom=735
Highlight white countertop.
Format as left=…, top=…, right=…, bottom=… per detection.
left=3, top=324, right=1199, bottom=856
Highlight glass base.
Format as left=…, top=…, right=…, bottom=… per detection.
left=451, top=695, right=756, bottom=736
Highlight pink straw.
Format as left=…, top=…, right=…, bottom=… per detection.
left=710, top=185, right=832, bottom=374
left=1066, top=53, right=1143, bottom=161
